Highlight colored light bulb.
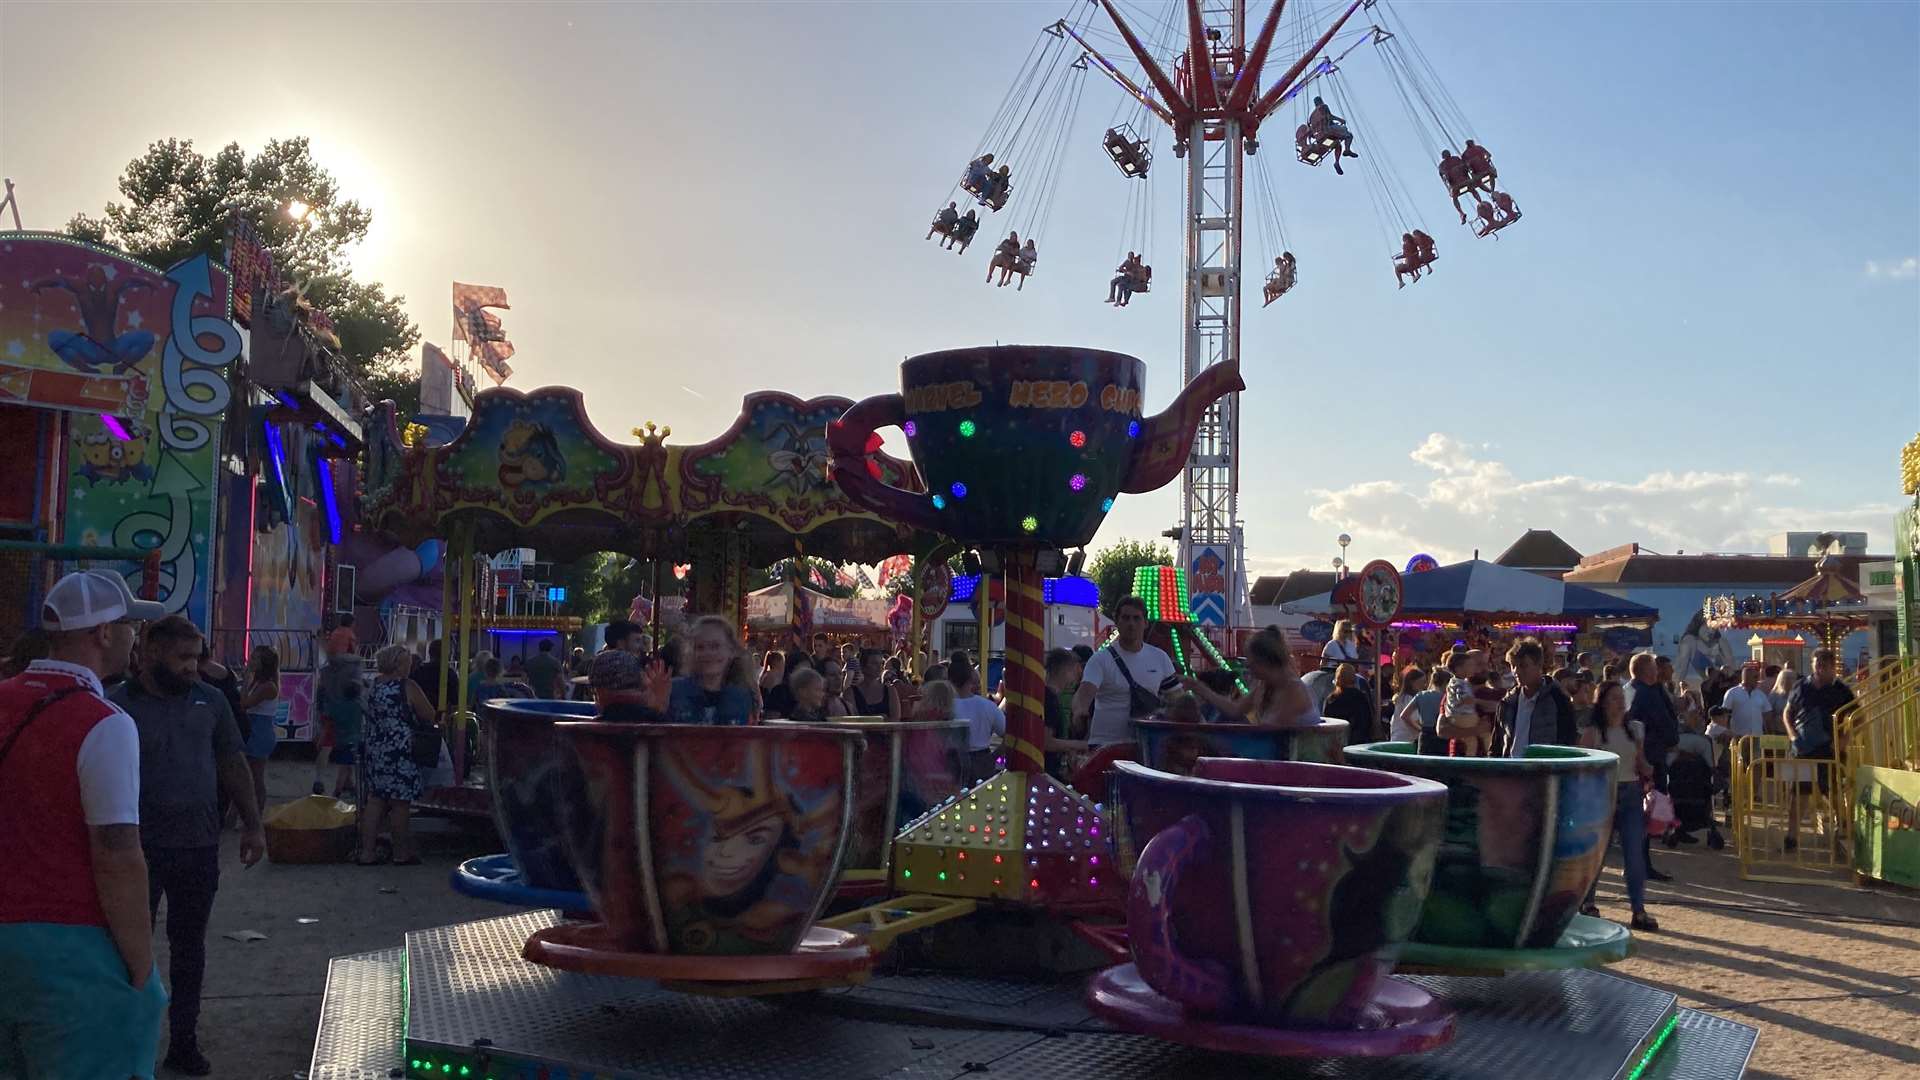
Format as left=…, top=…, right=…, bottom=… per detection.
left=951, top=482, right=968, bottom=498
left=1021, top=516, right=1038, bottom=533
left=903, top=420, right=918, bottom=437
left=1100, top=497, right=1115, bottom=513
left=1127, top=420, right=1141, bottom=438
left=1068, top=473, right=1086, bottom=491
left=931, top=494, right=947, bottom=510
left=958, top=419, right=977, bottom=438
left=1069, top=430, right=1087, bottom=448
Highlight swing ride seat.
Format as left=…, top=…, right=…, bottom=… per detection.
left=1262, top=269, right=1296, bottom=306
left=1296, top=125, right=1339, bottom=166
left=1128, top=266, right=1150, bottom=293
left=963, top=173, right=1013, bottom=211
left=1394, top=252, right=1438, bottom=279
left=1473, top=207, right=1521, bottom=238
left=1103, top=126, right=1151, bottom=178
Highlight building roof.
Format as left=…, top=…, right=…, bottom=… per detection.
left=1250, top=571, right=1339, bottom=607
left=1564, top=544, right=1887, bottom=586
left=1493, top=529, right=1584, bottom=570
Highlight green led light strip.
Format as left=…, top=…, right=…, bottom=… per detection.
left=1624, top=1012, right=1680, bottom=1080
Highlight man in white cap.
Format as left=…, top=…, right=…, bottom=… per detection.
left=0, top=570, right=168, bottom=1078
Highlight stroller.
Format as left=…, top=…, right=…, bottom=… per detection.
left=1665, top=736, right=1724, bottom=849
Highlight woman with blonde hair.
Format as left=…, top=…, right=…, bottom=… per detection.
left=1321, top=619, right=1361, bottom=666
left=356, top=644, right=439, bottom=865
left=668, top=615, right=759, bottom=725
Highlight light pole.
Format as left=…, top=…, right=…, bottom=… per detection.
left=1337, top=533, right=1351, bottom=577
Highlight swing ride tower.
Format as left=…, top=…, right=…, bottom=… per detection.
left=1064, top=0, right=1368, bottom=634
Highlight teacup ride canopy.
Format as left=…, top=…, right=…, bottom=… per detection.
left=362, top=385, right=928, bottom=569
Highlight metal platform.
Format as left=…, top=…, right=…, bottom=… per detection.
left=312, top=911, right=1755, bottom=1080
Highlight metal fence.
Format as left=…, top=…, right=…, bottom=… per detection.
left=1731, top=735, right=1848, bottom=884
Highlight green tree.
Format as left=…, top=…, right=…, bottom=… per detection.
left=554, top=553, right=684, bottom=626
left=1087, top=539, right=1173, bottom=616
left=66, top=137, right=420, bottom=405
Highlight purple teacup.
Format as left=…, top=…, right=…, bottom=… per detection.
left=1112, top=759, right=1447, bottom=1026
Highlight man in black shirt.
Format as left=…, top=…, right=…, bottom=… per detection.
left=1627, top=652, right=1679, bottom=882
left=1782, top=647, right=1852, bottom=853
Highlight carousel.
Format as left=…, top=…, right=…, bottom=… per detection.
left=312, top=350, right=1755, bottom=1079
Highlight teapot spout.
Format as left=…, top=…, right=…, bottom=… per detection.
left=1120, top=361, right=1245, bottom=494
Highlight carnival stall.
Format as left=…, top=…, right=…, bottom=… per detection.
left=1282, top=558, right=1659, bottom=668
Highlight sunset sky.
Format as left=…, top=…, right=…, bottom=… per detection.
left=4, top=1, right=1916, bottom=574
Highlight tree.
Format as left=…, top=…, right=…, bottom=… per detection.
left=1087, top=539, right=1173, bottom=616
left=66, top=137, right=419, bottom=403
left=553, top=553, right=684, bottom=626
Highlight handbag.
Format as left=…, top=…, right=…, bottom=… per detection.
left=1105, top=646, right=1164, bottom=719
left=409, top=723, right=444, bottom=769
left=1643, top=787, right=1676, bottom=837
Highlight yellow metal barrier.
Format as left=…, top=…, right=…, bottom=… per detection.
left=1836, top=660, right=1920, bottom=828
left=1732, top=735, right=1848, bottom=884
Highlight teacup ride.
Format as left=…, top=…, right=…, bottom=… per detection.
left=1343, top=741, right=1635, bottom=975
left=764, top=715, right=971, bottom=899
left=819, top=345, right=1243, bottom=955
left=1093, top=758, right=1457, bottom=1057
left=1133, top=716, right=1350, bottom=774
left=450, top=698, right=599, bottom=912
left=520, top=721, right=880, bottom=993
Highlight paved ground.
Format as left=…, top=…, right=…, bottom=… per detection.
left=159, top=759, right=1920, bottom=1079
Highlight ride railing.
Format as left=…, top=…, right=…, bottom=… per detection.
left=1835, top=659, right=1920, bottom=829
left=1731, top=735, right=1848, bottom=884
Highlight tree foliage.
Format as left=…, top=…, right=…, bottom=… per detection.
left=552, top=553, right=685, bottom=627
left=1087, top=539, right=1173, bottom=616
left=66, top=137, right=419, bottom=405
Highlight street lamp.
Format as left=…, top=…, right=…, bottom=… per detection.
left=1336, top=533, right=1351, bottom=574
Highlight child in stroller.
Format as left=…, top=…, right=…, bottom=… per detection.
left=1666, top=709, right=1725, bottom=850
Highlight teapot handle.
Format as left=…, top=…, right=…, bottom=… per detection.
left=827, top=394, right=943, bottom=533
left=1127, top=812, right=1234, bottom=1013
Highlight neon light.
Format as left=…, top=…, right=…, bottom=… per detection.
left=263, top=420, right=290, bottom=504
left=99, top=415, right=132, bottom=441
left=243, top=474, right=258, bottom=649
left=1625, top=1014, right=1680, bottom=1080
left=315, top=455, right=343, bottom=544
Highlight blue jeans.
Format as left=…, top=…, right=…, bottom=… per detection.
left=1612, top=781, right=1649, bottom=911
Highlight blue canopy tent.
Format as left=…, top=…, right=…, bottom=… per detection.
left=1279, top=559, right=1658, bottom=622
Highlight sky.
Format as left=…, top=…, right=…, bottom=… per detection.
left=3, top=1, right=1916, bottom=580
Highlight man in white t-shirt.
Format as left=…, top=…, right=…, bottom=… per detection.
left=1719, top=663, right=1774, bottom=739
left=1073, top=597, right=1177, bottom=746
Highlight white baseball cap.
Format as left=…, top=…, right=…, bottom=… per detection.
left=42, top=570, right=167, bottom=631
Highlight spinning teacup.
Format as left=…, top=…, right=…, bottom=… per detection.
left=1111, top=759, right=1447, bottom=1026
left=1342, top=743, right=1617, bottom=950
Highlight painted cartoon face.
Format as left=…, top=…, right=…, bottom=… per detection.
left=498, top=420, right=563, bottom=487
left=700, top=810, right=783, bottom=897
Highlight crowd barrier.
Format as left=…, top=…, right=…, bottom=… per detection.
left=1731, top=735, right=1847, bottom=884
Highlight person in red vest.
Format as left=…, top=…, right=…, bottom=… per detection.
left=0, top=570, right=168, bottom=1078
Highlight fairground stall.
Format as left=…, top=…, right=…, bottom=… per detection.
left=1282, top=558, right=1659, bottom=671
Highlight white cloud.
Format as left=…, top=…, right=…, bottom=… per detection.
left=1294, top=434, right=1895, bottom=567
left=1865, top=256, right=1918, bottom=280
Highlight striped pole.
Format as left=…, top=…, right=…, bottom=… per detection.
left=1001, top=552, right=1048, bottom=773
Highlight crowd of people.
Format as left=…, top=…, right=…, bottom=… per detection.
left=2, top=569, right=1862, bottom=1076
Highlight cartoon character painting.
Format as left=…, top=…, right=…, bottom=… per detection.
left=653, top=740, right=846, bottom=956
left=1674, top=610, right=1733, bottom=687
left=1191, top=549, right=1226, bottom=597
left=497, top=419, right=566, bottom=488
left=31, top=266, right=157, bottom=374
left=765, top=421, right=831, bottom=496
left=74, top=418, right=153, bottom=485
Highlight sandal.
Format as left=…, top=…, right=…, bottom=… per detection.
left=1630, top=913, right=1660, bottom=932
